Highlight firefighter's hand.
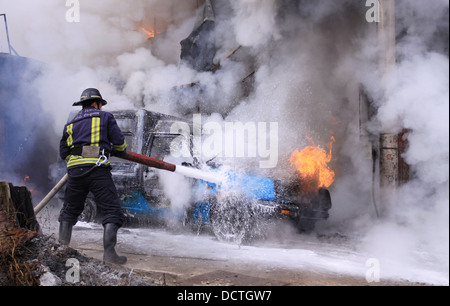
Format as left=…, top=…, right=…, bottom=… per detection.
left=111, top=149, right=127, bottom=158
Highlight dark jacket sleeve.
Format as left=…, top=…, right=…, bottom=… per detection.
left=107, top=114, right=127, bottom=155
left=59, top=124, right=71, bottom=161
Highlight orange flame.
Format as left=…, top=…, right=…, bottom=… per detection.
left=140, top=27, right=155, bottom=40
left=289, top=137, right=336, bottom=189
left=23, top=175, right=34, bottom=194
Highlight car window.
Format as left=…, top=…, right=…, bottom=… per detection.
left=150, top=135, right=193, bottom=165
left=116, top=118, right=134, bottom=133
left=110, top=116, right=134, bottom=163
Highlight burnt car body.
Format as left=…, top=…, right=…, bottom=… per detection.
left=60, top=110, right=332, bottom=243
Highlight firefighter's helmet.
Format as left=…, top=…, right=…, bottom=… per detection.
left=73, top=88, right=108, bottom=107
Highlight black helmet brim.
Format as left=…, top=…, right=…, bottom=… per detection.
left=73, top=88, right=108, bottom=107
left=72, top=98, right=108, bottom=107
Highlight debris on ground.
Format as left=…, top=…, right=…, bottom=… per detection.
left=0, top=210, right=40, bottom=285
left=1, top=182, right=156, bottom=286
left=1, top=231, right=158, bottom=286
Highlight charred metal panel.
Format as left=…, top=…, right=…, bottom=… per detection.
left=180, top=0, right=216, bottom=72
left=398, top=129, right=410, bottom=185
left=380, top=133, right=399, bottom=187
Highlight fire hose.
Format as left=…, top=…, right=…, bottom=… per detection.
left=34, top=151, right=222, bottom=215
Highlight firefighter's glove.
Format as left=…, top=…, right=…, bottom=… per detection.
left=111, top=149, right=127, bottom=158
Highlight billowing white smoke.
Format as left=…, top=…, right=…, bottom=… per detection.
left=360, top=51, right=449, bottom=282
left=1, top=0, right=448, bottom=282
left=229, top=0, right=280, bottom=48
left=1, top=0, right=202, bottom=131
left=360, top=0, right=449, bottom=281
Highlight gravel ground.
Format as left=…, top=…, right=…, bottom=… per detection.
left=0, top=234, right=156, bottom=286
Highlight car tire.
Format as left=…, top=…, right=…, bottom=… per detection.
left=210, top=193, right=254, bottom=244
left=78, top=198, right=97, bottom=223
left=296, top=217, right=317, bottom=232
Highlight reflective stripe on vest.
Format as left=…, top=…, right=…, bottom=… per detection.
left=66, top=124, right=74, bottom=149
left=113, top=140, right=127, bottom=152
left=91, top=117, right=101, bottom=147
left=67, top=156, right=111, bottom=168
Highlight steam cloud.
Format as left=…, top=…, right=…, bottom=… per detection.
left=1, top=0, right=448, bottom=283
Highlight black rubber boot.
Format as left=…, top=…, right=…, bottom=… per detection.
left=58, top=221, right=73, bottom=246
left=103, top=223, right=127, bottom=265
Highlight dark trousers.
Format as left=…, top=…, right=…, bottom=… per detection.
left=59, top=166, right=125, bottom=227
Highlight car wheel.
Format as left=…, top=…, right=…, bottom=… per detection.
left=78, top=198, right=97, bottom=223
left=210, top=193, right=253, bottom=244
left=296, top=188, right=332, bottom=233
left=296, top=217, right=317, bottom=232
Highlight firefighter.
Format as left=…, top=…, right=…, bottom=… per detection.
left=58, top=88, right=128, bottom=265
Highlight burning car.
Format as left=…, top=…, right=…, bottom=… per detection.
left=58, top=109, right=332, bottom=243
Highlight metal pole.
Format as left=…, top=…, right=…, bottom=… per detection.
left=34, top=174, right=69, bottom=215
left=1, top=14, right=13, bottom=55
left=377, top=0, right=397, bottom=217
